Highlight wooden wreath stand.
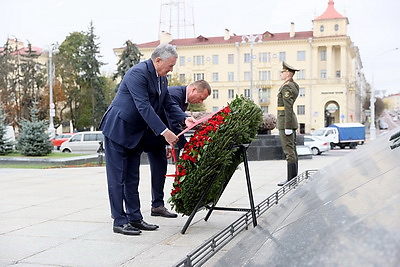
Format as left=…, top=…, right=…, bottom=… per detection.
left=181, top=143, right=257, bottom=234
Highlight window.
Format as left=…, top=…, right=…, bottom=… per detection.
left=259, top=71, right=267, bottom=81
left=260, top=106, right=269, bottom=114
left=320, top=25, right=324, bottom=32
left=228, top=89, right=235, bottom=99
left=179, top=56, right=185, bottom=66
left=297, top=70, right=306, bottom=80
left=212, top=72, right=219, bottom=82
left=212, top=89, right=219, bottom=99
left=193, top=55, right=204, bottom=65
left=336, top=70, right=341, bottom=78
left=212, top=106, right=219, bottom=112
left=321, top=50, right=327, bottom=61
left=228, top=54, right=234, bottom=64
left=83, top=133, right=103, bottom=141
left=244, top=71, right=251, bottom=81
left=299, top=87, right=306, bottom=97
left=179, top=74, right=186, bottom=83
left=259, top=52, right=270, bottom=63
left=297, top=51, right=306, bottom=61
left=279, top=52, right=286, bottom=62
left=228, top=72, right=234, bottom=81
left=244, top=89, right=251, bottom=98
left=193, top=73, right=205, bottom=81
left=259, top=88, right=270, bottom=103
left=266, top=70, right=271, bottom=80
left=321, top=69, right=327, bottom=79
left=258, top=70, right=271, bottom=81
left=334, top=24, right=339, bottom=31
left=244, top=53, right=251, bottom=63
left=70, top=134, right=82, bottom=142
left=297, top=105, right=305, bottom=115
left=212, top=55, right=219, bottom=64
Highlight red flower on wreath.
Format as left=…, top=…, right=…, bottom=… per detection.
left=170, top=106, right=231, bottom=197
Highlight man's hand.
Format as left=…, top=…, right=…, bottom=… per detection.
left=184, top=116, right=196, bottom=128
left=162, top=129, right=179, bottom=147
left=285, top=129, right=293, bottom=135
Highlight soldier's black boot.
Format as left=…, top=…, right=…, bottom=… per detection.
left=277, top=162, right=298, bottom=186
left=288, top=162, right=297, bottom=181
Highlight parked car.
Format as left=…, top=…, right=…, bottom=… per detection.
left=60, top=131, right=103, bottom=153
left=303, top=135, right=330, bottom=155
left=378, top=119, right=388, bottom=130
left=51, top=133, right=75, bottom=150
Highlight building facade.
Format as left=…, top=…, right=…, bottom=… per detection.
left=115, top=0, right=366, bottom=134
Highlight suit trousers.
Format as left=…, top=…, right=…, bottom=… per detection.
left=104, top=136, right=144, bottom=226
left=279, top=130, right=298, bottom=163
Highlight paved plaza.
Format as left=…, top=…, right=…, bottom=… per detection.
left=0, top=149, right=352, bottom=266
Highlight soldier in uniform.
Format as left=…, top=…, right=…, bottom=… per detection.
left=277, top=62, right=299, bottom=186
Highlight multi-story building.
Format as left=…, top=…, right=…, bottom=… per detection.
left=115, top=0, right=366, bottom=134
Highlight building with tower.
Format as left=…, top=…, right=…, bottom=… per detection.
left=115, top=0, right=367, bottom=134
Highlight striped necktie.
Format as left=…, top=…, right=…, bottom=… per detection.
left=157, top=77, right=161, bottom=94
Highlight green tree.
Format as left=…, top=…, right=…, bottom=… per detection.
left=19, top=43, right=46, bottom=120
left=113, top=40, right=142, bottom=91
left=0, top=106, right=14, bottom=155
left=79, top=21, right=107, bottom=129
left=57, top=22, right=108, bottom=131
left=57, top=31, right=87, bottom=131
left=16, top=104, right=52, bottom=156
left=0, top=39, right=20, bottom=126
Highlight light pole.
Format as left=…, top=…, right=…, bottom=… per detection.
left=241, top=34, right=262, bottom=100
left=370, top=47, right=398, bottom=140
left=48, top=43, right=59, bottom=139
left=308, top=37, right=313, bottom=133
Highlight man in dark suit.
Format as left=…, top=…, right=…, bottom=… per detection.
left=167, top=80, right=211, bottom=150
left=99, top=44, right=195, bottom=235
left=149, top=80, right=211, bottom=218
left=276, top=61, right=300, bottom=186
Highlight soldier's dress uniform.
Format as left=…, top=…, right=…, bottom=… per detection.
left=277, top=62, right=299, bottom=186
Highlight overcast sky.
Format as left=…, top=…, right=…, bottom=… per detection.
left=1, top=0, right=399, bottom=95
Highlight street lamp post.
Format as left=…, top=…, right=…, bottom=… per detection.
left=48, top=43, right=59, bottom=139
left=370, top=47, right=398, bottom=140
left=242, top=34, right=262, bottom=100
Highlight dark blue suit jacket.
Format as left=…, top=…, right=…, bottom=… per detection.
left=168, top=86, right=187, bottom=111
left=100, top=59, right=187, bottom=149
left=167, top=86, right=188, bottom=149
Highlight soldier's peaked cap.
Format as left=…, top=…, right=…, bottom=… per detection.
left=282, top=61, right=299, bottom=73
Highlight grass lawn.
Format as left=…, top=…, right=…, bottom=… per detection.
left=0, top=151, right=101, bottom=169
left=0, top=151, right=92, bottom=158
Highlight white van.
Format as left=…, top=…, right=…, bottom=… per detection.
left=312, top=127, right=339, bottom=147
left=60, top=131, right=103, bottom=153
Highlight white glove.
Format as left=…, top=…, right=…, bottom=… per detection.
left=284, top=129, right=293, bottom=135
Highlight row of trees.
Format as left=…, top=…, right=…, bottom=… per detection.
left=1, top=20, right=206, bottom=142
left=0, top=22, right=122, bottom=133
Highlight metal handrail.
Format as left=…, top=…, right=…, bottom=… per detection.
left=174, top=169, right=318, bottom=267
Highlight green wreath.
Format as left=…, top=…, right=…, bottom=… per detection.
left=168, top=96, right=263, bottom=215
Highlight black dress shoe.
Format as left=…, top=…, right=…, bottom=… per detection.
left=151, top=206, right=178, bottom=218
left=113, top=224, right=141, bottom=235
left=129, top=220, right=159, bottom=231
left=277, top=180, right=288, bottom=186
